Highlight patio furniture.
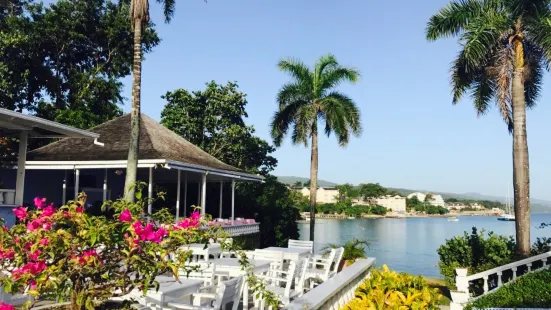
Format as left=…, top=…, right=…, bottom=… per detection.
left=143, top=276, right=203, bottom=309
left=305, top=248, right=337, bottom=289
left=166, top=276, right=244, bottom=310
left=261, top=247, right=311, bottom=261
left=288, top=239, right=314, bottom=254
left=255, top=258, right=308, bottom=308
left=330, top=247, right=345, bottom=277
left=181, top=243, right=222, bottom=262
left=178, top=262, right=217, bottom=287
left=210, top=257, right=272, bottom=310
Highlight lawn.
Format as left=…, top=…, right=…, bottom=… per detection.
left=465, top=268, right=551, bottom=309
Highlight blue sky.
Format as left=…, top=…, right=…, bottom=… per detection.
left=115, top=0, right=551, bottom=200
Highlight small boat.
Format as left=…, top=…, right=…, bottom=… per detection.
left=498, top=214, right=515, bottom=221
left=347, top=216, right=356, bottom=220
left=447, top=216, right=459, bottom=222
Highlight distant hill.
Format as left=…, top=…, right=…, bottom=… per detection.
left=276, top=176, right=337, bottom=188
left=276, top=176, right=551, bottom=212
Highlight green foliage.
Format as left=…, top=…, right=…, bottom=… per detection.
left=314, top=203, right=387, bottom=216
left=406, top=197, right=448, bottom=214
left=342, top=265, right=442, bottom=310
left=465, top=268, right=551, bottom=310
left=358, top=183, right=388, bottom=201
left=445, top=198, right=505, bottom=210
left=325, top=238, right=369, bottom=264
left=235, top=176, right=300, bottom=248
left=437, top=227, right=516, bottom=287
left=160, top=81, right=277, bottom=175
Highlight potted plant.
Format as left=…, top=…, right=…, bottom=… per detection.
left=323, top=238, right=370, bottom=272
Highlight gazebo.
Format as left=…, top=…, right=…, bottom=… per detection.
left=0, top=108, right=100, bottom=225
left=23, top=113, right=263, bottom=235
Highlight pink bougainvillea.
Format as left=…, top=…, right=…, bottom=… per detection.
left=33, top=197, right=47, bottom=209
left=119, top=209, right=132, bottom=222
left=41, top=205, right=55, bottom=217
left=0, top=302, right=15, bottom=310
left=12, top=207, right=27, bottom=221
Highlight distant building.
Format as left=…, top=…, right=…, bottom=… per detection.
left=296, top=187, right=339, bottom=204
left=373, top=195, right=406, bottom=213
left=407, top=192, right=445, bottom=207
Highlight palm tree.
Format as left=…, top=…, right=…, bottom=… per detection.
left=271, top=54, right=362, bottom=243
left=124, top=0, right=175, bottom=201
left=426, top=0, right=551, bottom=256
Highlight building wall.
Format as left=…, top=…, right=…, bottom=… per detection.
left=297, top=187, right=338, bottom=204
left=374, top=195, right=406, bottom=213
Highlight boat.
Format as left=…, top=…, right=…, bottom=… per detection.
left=498, top=184, right=515, bottom=221
left=447, top=216, right=459, bottom=222
left=347, top=216, right=356, bottom=220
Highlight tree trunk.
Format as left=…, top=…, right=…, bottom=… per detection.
left=124, top=18, right=143, bottom=202
left=512, top=41, right=530, bottom=257
left=309, top=125, right=319, bottom=245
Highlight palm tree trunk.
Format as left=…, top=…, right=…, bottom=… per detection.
left=309, top=125, right=318, bottom=244
left=124, top=18, right=143, bottom=202
left=511, top=42, right=530, bottom=256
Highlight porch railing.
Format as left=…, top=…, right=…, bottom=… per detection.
left=286, top=257, right=376, bottom=310
left=200, top=223, right=260, bottom=237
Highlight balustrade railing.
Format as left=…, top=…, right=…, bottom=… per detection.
left=451, top=251, right=551, bottom=310
left=286, top=258, right=376, bottom=310
left=200, top=223, right=260, bottom=237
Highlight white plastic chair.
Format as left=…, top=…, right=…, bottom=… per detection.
left=330, top=247, right=345, bottom=277
left=304, top=248, right=336, bottom=288
left=253, top=250, right=284, bottom=274
left=179, top=262, right=217, bottom=287
left=287, top=239, right=313, bottom=253
left=166, top=276, right=244, bottom=310
left=255, top=258, right=308, bottom=308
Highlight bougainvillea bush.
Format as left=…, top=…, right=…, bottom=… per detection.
left=0, top=192, right=225, bottom=310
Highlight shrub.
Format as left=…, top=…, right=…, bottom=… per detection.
left=342, top=265, right=442, bottom=310
left=465, top=268, right=551, bottom=310
left=437, top=227, right=515, bottom=288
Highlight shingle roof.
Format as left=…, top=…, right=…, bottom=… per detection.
left=27, top=113, right=243, bottom=173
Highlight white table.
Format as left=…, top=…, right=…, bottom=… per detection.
left=144, top=276, right=203, bottom=309
left=213, top=258, right=272, bottom=310
left=262, top=247, right=311, bottom=261
left=181, top=243, right=222, bottom=262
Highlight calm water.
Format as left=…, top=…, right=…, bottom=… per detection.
left=298, top=214, right=551, bottom=278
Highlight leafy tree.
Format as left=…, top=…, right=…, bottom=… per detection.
left=336, top=183, right=359, bottom=202
left=0, top=0, right=159, bottom=164
left=125, top=0, right=177, bottom=201
left=358, top=183, right=387, bottom=201
left=160, top=81, right=277, bottom=175
left=293, top=181, right=303, bottom=187
left=426, top=0, right=551, bottom=256
left=271, top=54, right=362, bottom=244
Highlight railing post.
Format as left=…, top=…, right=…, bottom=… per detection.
left=455, top=268, right=469, bottom=293
left=497, top=271, right=503, bottom=287
left=527, top=262, right=532, bottom=272
left=512, top=267, right=517, bottom=279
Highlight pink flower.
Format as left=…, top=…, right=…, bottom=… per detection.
left=28, top=279, right=36, bottom=290
left=26, top=219, right=43, bottom=232
left=34, top=197, right=47, bottom=209
left=190, top=211, right=201, bottom=221
left=0, top=302, right=15, bottom=310
left=42, top=222, right=51, bottom=230
left=23, top=242, right=32, bottom=251
left=0, top=248, right=14, bottom=260
left=41, top=205, right=55, bottom=217
left=62, top=211, right=71, bottom=218
left=75, top=206, right=84, bottom=213
left=29, top=250, right=41, bottom=261
left=39, top=238, right=49, bottom=246
left=119, top=209, right=132, bottom=222
left=12, top=207, right=27, bottom=220
left=132, top=221, right=144, bottom=235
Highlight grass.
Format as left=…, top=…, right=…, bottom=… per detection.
left=465, top=268, right=551, bottom=309
left=424, top=276, right=451, bottom=306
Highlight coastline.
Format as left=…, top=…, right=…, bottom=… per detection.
left=298, top=211, right=500, bottom=221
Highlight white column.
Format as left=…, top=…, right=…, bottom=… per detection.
left=201, top=173, right=207, bottom=216
left=14, top=131, right=28, bottom=206
left=231, top=180, right=235, bottom=226
left=102, top=169, right=108, bottom=202
left=62, top=170, right=67, bottom=205
left=183, top=172, right=188, bottom=217
left=74, top=169, right=80, bottom=200
left=197, top=180, right=201, bottom=207
left=148, top=167, right=153, bottom=214
left=219, top=181, right=223, bottom=219
left=176, top=170, right=181, bottom=223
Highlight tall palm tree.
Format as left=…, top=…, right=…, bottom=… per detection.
left=271, top=54, right=362, bottom=243
left=124, top=0, right=175, bottom=201
left=426, top=0, right=551, bottom=255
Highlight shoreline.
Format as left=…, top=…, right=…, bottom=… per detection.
left=298, top=212, right=501, bottom=221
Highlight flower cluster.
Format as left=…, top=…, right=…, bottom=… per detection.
left=174, top=211, right=201, bottom=230
left=0, top=302, right=14, bottom=310
left=71, top=249, right=102, bottom=266
left=12, top=261, right=47, bottom=280
left=13, top=197, right=59, bottom=232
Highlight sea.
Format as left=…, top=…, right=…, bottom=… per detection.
left=297, top=213, right=551, bottom=278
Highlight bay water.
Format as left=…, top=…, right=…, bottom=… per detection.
left=298, top=214, right=551, bottom=278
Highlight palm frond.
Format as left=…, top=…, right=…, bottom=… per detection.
left=525, top=12, right=551, bottom=63
left=505, top=0, right=551, bottom=19
left=277, top=83, right=311, bottom=110
left=523, top=41, right=544, bottom=109
left=426, top=0, right=486, bottom=40
left=450, top=49, right=485, bottom=104
left=156, top=0, right=175, bottom=23
left=320, top=67, right=361, bottom=96
left=470, top=71, right=496, bottom=118
left=320, top=92, right=362, bottom=147
left=487, top=46, right=513, bottom=128
left=270, top=100, right=308, bottom=147
left=291, top=105, right=315, bottom=146
left=278, top=58, right=313, bottom=88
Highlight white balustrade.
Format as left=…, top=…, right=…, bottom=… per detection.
left=201, top=223, right=260, bottom=237
left=451, top=250, right=551, bottom=310
left=286, top=258, right=376, bottom=310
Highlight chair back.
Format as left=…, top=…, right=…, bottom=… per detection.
left=179, top=262, right=216, bottom=286
left=282, top=260, right=298, bottom=298
left=253, top=249, right=284, bottom=271
left=288, top=239, right=313, bottom=253
left=213, top=276, right=244, bottom=310
left=293, top=258, right=309, bottom=295
left=332, top=247, right=345, bottom=273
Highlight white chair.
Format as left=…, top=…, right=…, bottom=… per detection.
left=304, top=249, right=336, bottom=289
left=287, top=239, right=313, bottom=253
left=255, top=258, right=308, bottom=308
left=167, top=276, right=245, bottom=310
left=218, top=238, right=234, bottom=258
left=253, top=250, right=284, bottom=274
left=179, top=262, right=216, bottom=287
left=330, top=247, right=345, bottom=277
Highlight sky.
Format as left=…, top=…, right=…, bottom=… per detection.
left=113, top=0, right=551, bottom=200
